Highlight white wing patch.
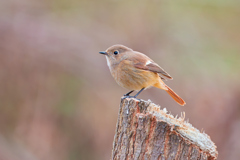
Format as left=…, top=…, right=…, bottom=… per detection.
left=146, top=60, right=152, bottom=65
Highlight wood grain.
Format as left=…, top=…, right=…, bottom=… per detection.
left=111, top=98, right=218, bottom=160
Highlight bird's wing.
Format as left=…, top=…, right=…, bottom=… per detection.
left=134, top=62, right=172, bottom=80
left=130, top=52, right=173, bottom=80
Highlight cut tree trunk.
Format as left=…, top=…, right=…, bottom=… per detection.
left=111, top=98, right=218, bottom=160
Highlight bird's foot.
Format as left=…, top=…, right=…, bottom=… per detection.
left=122, top=95, right=140, bottom=101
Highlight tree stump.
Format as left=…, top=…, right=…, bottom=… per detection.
left=111, top=98, right=218, bottom=160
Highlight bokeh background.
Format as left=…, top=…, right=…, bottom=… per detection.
left=1, top=0, right=240, bottom=159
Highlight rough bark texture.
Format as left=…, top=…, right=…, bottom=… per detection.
left=111, top=98, right=218, bottom=160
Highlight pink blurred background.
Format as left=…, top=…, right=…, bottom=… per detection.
left=0, top=0, right=240, bottom=159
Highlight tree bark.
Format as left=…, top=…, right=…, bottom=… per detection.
left=111, top=98, right=218, bottom=160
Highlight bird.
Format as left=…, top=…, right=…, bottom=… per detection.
left=99, top=44, right=186, bottom=106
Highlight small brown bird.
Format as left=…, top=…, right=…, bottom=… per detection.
left=99, top=44, right=186, bottom=106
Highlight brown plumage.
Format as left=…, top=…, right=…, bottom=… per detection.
left=99, top=44, right=186, bottom=106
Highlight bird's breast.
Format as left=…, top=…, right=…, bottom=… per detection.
left=110, top=61, right=159, bottom=90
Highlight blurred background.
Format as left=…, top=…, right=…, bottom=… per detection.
left=0, top=0, right=240, bottom=159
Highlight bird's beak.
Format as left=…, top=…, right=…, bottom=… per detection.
left=99, top=51, right=107, bottom=55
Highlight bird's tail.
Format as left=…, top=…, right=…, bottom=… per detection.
left=165, top=85, right=186, bottom=106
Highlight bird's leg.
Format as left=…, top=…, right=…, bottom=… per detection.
left=122, top=90, right=135, bottom=100
left=124, top=90, right=134, bottom=97
left=133, top=88, right=145, bottom=98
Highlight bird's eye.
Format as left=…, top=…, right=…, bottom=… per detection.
left=114, top=50, right=119, bottom=55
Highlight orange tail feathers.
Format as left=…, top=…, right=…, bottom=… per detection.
left=165, top=85, right=186, bottom=106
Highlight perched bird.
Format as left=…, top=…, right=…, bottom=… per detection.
left=99, top=44, right=186, bottom=106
